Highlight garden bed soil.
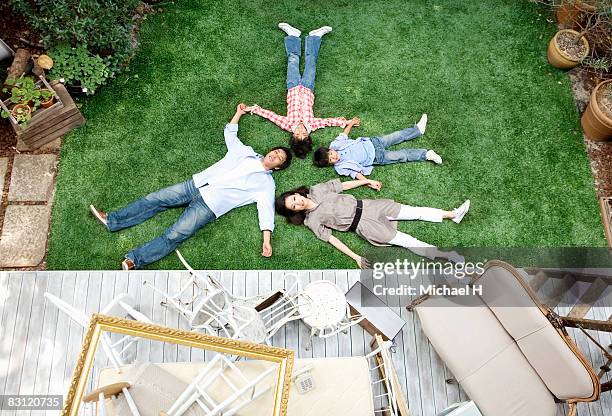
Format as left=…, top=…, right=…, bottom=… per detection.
left=557, top=31, right=588, bottom=59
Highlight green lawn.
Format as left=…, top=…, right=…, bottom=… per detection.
left=47, top=0, right=606, bottom=270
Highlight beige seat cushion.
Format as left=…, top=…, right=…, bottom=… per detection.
left=416, top=295, right=558, bottom=416
left=479, top=264, right=597, bottom=400
left=98, top=357, right=374, bottom=416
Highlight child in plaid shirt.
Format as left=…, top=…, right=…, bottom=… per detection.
left=246, top=23, right=351, bottom=158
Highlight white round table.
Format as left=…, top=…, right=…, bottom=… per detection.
left=298, top=280, right=348, bottom=331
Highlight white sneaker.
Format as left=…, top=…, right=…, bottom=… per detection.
left=309, top=26, right=332, bottom=37
left=426, top=150, right=442, bottom=165
left=278, top=23, right=301, bottom=37
left=89, top=204, right=108, bottom=227
left=416, top=113, right=428, bottom=134
left=452, top=200, right=470, bottom=224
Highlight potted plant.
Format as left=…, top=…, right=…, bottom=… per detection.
left=2, top=103, right=32, bottom=128
left=38, top=88, right=56, bottom=108
left=581, top=79, right=612, bottom=140
left=547, top=28, right=590, bottom=68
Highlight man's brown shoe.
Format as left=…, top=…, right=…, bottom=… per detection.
left=121, top=258, right=135, bottom=271
left=89, top=205, right=108, bottom=228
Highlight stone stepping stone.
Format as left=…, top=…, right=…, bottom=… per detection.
left=0, top=205, right=51, bottom=267
left=8, top=154, right=57, bottom=202
left=0, top=157, right=7, bottom=185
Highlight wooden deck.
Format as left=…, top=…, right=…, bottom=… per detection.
left=0, top=270, right=611, bottom=416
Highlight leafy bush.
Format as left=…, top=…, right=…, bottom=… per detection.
left=10, top=0, right=140, bottom=89
left=48, top=45, right=110, bottom=94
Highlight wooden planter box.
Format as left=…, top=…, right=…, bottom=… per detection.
left=600, top=197, right=612, bottom=248
left=1, top=77, right=85, bottom=150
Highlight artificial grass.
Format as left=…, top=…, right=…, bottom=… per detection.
left=46, top=0, right=606, bottom=270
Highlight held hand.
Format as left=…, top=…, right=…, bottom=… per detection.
left=367, top=179, right=382, bottom=191
left=244, top=105, right=255, bottom=112
left=261, top=241, right=272, bottom=258
left=350, top=117, right=361, bottom=126
left=355, top=256, right=371, bottom=269
left=237, top=103, right=247, bottom=115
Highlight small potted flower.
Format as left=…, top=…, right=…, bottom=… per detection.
left=38, top=88, right=56, bottom=108
left=1, top=103, right=32, bottom=128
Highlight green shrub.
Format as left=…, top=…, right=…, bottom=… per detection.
left=10, top=0, right=140, bottom=83
left=48, top=45, right=110, bottom=94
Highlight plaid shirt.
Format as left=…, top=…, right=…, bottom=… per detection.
left=250, top=86, right=346, bottom=133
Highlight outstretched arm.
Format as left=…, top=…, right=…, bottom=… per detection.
left=312, top=116, right=348, bottom=130
left=256, top=191, right=275, bottom=257
left=341, top=178, right=382, bottom=192
left=224, top=104, right=249, bottom=152
left=328, top=235, right=370, bottom=269
left=247, top=105, right=291, bottom=131
left=230, top=103, right=247, bottom=124
left=343, top=117, right=360, bottom=136
left=262, top=230, right=272, bottom=257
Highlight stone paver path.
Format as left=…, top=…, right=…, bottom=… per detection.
left=8, top=154, right=57, bottom=201
left=0, top=151, right=59, bottom=268
left=0, top=158, right=7, bottom=183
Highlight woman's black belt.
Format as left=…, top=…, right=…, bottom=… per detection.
left=348, top=200, right=363, bottom=232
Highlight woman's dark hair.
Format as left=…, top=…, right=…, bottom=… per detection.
left=289, top=136, right=313, bottom=159
left=275, top=186, right=310, bottom=225
left=267, top=146, right=293, bottom=170
left=313, top=147, right=331, bottom=167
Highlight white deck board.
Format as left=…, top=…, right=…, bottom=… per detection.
left=0, top=270, right=611, bottom=416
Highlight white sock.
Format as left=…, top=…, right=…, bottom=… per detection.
left=426, top=150, right=442, bottom=164
left=309, top=26, right=332, bottom=37
left=278, top=23, right=301, bottom=37
left=416, top=113, right=428, bottom=134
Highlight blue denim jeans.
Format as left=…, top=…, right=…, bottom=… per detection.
left=371, top=125, right=427, bottom=164
left=285, top=35, right=322, bottom=92
left=107, top=179, right=216, bottom=269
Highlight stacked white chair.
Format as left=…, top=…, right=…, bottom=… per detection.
left=43, top=292, right=153, bottom=415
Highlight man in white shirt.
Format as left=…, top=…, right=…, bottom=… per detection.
left=89, top=104, right=292, bottom=270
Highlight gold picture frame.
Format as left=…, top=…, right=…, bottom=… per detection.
left=62, top=313, right=294, bottom=416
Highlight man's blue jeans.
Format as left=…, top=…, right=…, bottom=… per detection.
left=285, top=35, right=321, bottom=92
left=371, top=125, right=427, bottom=164
left=106, top=179, right=216, bottom=269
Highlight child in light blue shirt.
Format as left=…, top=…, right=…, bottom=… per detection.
left=313, top=114, right=441, bottom=180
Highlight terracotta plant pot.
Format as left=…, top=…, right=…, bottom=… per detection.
left=547, top=29, right=590, bottom=69
left=40, top=89, right=56, bottom=108
left=581, top=79, right=612, bottom=141
left=555, top=1, right=596, bottom=29
left=11, top=103, right=31, bottom=119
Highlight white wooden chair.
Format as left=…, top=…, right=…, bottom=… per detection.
left=297, top=280, right=364, bottom=349
left=366, top=337, right=406, bottom=416
left=144, top=251, right=313, bottom=343
left=82, top=382, right=140, bottom=416
left=161, top=354, right=278, bottom=416
left=43, top=292, right=153, bottom=416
